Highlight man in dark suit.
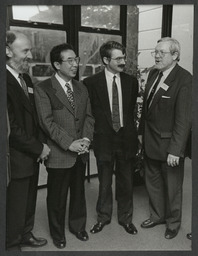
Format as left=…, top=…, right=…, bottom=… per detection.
left=83, top=41, right=139, bottom=235
left=6, top=30, right=50, bottom=250
left=34, top=43, right=94, bottom=249
left=139, top=37, right=192, bottom=239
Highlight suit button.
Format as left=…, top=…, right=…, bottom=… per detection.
left=75, top=118, right=79, bottom=121
left=77, top=129, right=80, bottom=133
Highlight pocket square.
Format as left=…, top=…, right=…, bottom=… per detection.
left=162, top=95, right=171, bottom=98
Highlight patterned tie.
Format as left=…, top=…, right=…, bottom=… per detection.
left=18, top=74, right=29, bottom=99
left=112, top=75, right=121, bottom=132
left=65, top=83, right=75, bottom=110
left=147, top=71, right=163, bottom=109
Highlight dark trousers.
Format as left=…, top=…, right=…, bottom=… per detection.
left=46, top=157, right=87, bottom=241
left=145, top=155, right=184, bottom=231
left=96, top=129, right=135, bottom=225
left=6, top=170, right=39, bottom=249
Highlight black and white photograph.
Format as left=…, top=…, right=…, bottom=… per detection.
left=0, top=1, right=198, bottom=256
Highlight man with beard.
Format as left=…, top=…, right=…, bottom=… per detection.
left=34, top=43, right=94, bottom=249
left=83, top=41, right=139, bottom=235
left=139, top=37, right=192, bottom=239
left=6, top=30, right=50, bottom=250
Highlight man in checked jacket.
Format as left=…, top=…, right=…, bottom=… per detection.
left=34, top=43, right=94, bottom=249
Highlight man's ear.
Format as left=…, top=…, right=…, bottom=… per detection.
left=103, top=57, right=109, bottom=65
left=6, top=46, right=13, bottom=58
left=54, top=61, right=60, bottom=70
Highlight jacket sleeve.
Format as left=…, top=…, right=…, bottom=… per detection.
left=167, top=75, right=192, bottom=157
left=81, top=86, right=94, bottom=141
left=7, top=94, right=43, bottom=156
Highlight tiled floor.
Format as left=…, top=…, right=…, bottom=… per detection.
left=22, top=154, right=192, bottom=252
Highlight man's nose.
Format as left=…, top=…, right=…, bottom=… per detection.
left=27, top=50, right=33, bottom=59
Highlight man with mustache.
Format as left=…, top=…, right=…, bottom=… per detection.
left=83, top=41, right=139, bottom=235
left=34, top=43, right=94, bottom=249
left=139, top=37, right=192, bottom=239
left=6, top=30, right=50, bottom=250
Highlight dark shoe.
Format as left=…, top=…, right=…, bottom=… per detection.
left=120, top=222, right=138, bottom=235
left=53, top=239, right=66, bottom=249
left=6, top=245, right=21, bottom=251
left=141, top=219, right=165, bottom=228
left=165, top=228, right=178, bottom=239
left=74, top=231, right=89, bottom=241
left=187, top=233, right=192, bottom=240
left=20, top=233, right=47, bottom=248
left=90, top=221, right=110, bottom=234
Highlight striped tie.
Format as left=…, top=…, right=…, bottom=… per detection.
left=112, top=75, right=121, bottom=132
left=18, top=74, right=29, bottom=99
left=65, top=83, right=75, bottom=110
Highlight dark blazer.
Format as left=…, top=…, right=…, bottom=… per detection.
left=34, top=75, right=94, bottom=169
left=83, top=70, right=139, bottom=161
left=7, top=70, right=43, bottom=179
left=140, top=64, right=192, bottom=161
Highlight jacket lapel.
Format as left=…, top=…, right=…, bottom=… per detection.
left=147, top=65, right=179, bottom=114
left=120, top=73, right=131, bottom=126
left=95, top=71, right=112, bottom=127
left=7, top=70, right=33, bottom=114
left=51, top=75, right=75, bottom=116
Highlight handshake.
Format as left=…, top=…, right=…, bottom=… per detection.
left=69, top=138, right=91, bottom=155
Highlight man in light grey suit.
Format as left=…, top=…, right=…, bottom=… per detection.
left=34, top=43, right=94, bottom=249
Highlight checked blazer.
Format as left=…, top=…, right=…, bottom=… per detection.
left=34, top=74, right=94, bottom=169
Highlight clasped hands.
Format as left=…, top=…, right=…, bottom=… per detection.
left=69, top=138, right=90, bottom=155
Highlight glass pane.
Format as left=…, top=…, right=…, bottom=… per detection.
left=79, top=32, right=122, bottom=81
left=12, top=5, right=63, bottom=24
left=81, top=5, right=120, bottom=30
left=172, top=5, right=193, bottom=73
left=10, top=26, right=66, bottom=83
left=137, top=5, right=162, bottom=70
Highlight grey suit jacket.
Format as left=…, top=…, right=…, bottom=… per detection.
left=34, top=75, right=94, bottom=169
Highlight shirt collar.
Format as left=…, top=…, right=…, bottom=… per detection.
left=6, top=64, right=20, bottom=80
left=55, top=73, right=72, bottom=88
left=105, top=67, right=120, bottom=80
left=162, top=64, right=176, bottom=80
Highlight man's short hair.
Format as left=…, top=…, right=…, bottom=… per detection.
left=50, top=43, right=74, bottom=71
left=99, top=41, right=126, bottom=65
left=157, top=37, right=181, bottom=61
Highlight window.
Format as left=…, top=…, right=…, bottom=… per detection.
left=12, top=5, right=63, bottom=24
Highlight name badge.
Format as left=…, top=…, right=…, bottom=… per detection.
left=160, top=83, right=169, bottom=91
left=28, top=87, right=34, bottom=94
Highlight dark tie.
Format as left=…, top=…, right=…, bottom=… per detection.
left=147, top=71, right=163, bottom=109
left=18, top=74, right=29, bottom=99
left=112, top=75, right=121, bottom=132
left=65, top=83, right=75, bottom=110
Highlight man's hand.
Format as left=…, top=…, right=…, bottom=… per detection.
left=167, top=154, right=180, bottom=167
left=78, top=138, right=90, bottom=155
left=37, top=143, right=51, bottom=162
left=69, top=139, right=90, bottom=155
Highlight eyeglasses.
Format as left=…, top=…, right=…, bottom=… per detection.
left=61, top=57, right=80, bottom=65
left=110, top=57, right=127, bottom=63
left=151, top=51, right=171, bottom=57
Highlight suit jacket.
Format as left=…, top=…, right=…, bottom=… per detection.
left=34, top=75, right=94, bottom=169
left=7, top=70, right=43, bottom=179
left=83, top=70, right=139, bottom=161
left=140, top=64, right=192, bottom=161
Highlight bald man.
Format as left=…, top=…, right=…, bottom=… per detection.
left=6, top=30, right=50, bottom=251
